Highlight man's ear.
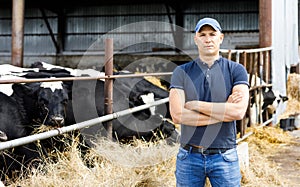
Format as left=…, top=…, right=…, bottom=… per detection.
left=219, top=33, right=224, bottom=44
left=194, top=35, right=198, bottom=46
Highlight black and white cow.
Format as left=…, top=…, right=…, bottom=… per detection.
left=0, top=92, right=42, bottom=183
left=10, top=82, right=69, bottom=127
left=261, top=88, right=289, bottom=115
left=65, top=74, right=179, bottom=145
left=247, top=74, right=288, bottom=126
left=30, top=61, right=179, bottom=144
left=0, top=67, right=83, bottom=181
left=0, top=64, right=72, bottom=127
left=236, top=75, right=289, bottom=135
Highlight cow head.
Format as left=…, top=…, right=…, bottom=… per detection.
left=264, top=89, right=289, bottom=114
left=12, top=81, right=69, bottom=127
left=248, top=86, right=289, bottom=126
left=158, top=118, right=180, bottom=145
left=261, top=87, right=277, bottom=110
left=38, top=82, right=69, bottom=126
left=117, top=76, right=170, bottom=120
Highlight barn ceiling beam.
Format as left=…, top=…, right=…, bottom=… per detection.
left=57, top=10, right=66, bottom=54
left=174, top=5, right=184, bottom=52
left=165, top=4, right=177, bottom=50
left=39, top=8, right=60, bottom=53
left=165, top=3, right=184, bottom=53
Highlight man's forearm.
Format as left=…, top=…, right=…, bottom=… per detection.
left=171, top=107, right=221, bottom=126
left=184, top=85, right=249, bottom=121
left=185, top=101, right=246, bottom=121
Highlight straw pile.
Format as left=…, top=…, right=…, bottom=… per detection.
left=144, top=76, right=168, bottom=90
left=10, top=138, right=178, bottom=187
left=287, top=73, right=300, bottom=102
left=280, top=73, right=300, bottom=119
left=8, top=126, right=295, bottom=187
left=241, top=126, right=293, bottom=187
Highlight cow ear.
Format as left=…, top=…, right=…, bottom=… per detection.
left=279, top=94, right=289, bottom=102
left=12, top=83, right=34, bottom=97
left=62, top=81, right=73, bottom=99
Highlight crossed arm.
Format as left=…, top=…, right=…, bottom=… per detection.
left=169, top=84, right=249, bottom=126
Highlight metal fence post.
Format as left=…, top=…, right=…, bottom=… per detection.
left=104, top=38, right=113, bottom=140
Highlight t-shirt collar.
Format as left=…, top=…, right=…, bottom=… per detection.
left=196, top=56, right=222, bottom=68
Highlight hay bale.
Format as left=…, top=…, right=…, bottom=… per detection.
left=280, top=73, right=300, bottom=119
left=10, top=133, right=294, bottom=187
left=144, top=76, right=168, bottom=90
left=287, top=73, right=300, bottom=101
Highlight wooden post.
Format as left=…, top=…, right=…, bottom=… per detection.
left=242, top=51, right=247, bottom=68
left=11, top=0, right=25, bottom=67
left=228, top=50, right=232, bottom=60
left=241, top=51, right=248, bottom=136
left=259, top=0, right=272, bottom=47
left=265, top=51, right=270, bottom=84
left=104, top=38, right=113, bottom=140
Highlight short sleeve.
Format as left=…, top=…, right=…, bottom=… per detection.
left=169, top=66, right=185, bottom=90
left=232, top=64, right=249, bottom=87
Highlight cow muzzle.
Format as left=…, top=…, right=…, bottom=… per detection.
left=51, top=115, right=65, bottom=127
left=0, top=130, right=8, bottom=141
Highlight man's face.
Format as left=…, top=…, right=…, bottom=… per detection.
left=194, top=25, right=224, bottom=57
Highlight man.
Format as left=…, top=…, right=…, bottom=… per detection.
left=169, top=17, right=249, bottom=186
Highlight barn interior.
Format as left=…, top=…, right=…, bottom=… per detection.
left=1, top=0, right=263, bottom=70
left=1, top=0, right=300, bottom=186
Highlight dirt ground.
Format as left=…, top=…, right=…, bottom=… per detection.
left=269, top=129, right=300, bottom=187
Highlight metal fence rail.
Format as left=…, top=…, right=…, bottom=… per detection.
left=0, top=98, right=169, bottom=151
left=0, top=72, right=173, bottom=84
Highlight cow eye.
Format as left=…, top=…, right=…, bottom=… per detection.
left=39, top=98, right=49, bottom=105
left=62, top=99, right=68, bottom=105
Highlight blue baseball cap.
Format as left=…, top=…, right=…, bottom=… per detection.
left=194, top=18, right=222, bottom=33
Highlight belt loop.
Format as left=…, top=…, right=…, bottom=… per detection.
left=189, top=146, right=193, bottom=153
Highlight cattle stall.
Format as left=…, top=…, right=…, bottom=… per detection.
left=0, top=71, right=174, bottom=151
left=0, top=46, right=280, bottom=183
left=220, top=47, right=274, bottom=137
left=0, top=47, right=274, bottom=148
left=0, top=96, right=170, bottom=151
left=0, top=63, right=175, bottom=182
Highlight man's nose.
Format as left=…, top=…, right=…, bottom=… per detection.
left=204, top=36, right=212, bottom=43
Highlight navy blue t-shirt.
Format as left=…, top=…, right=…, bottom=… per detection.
left=169, top=57, right=249, bottom=148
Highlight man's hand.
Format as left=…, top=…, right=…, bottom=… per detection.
left=227, top=91, right=243, bottom=103
left=184, top=101, right=199, bottom=112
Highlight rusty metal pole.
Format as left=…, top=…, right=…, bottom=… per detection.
left=11, top=0, right=25, bottom=67
left=259, top=0, right=272, bottom=47
left=104, top=38, right=113, bottom=140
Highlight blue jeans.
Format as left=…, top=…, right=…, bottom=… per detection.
left=175, top=147, right=241, bottom=187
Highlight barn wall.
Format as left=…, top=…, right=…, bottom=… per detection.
left=0, top=0, right=259, bottom=68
